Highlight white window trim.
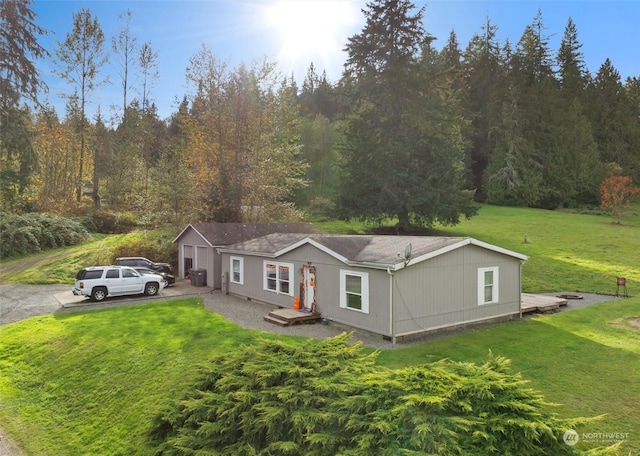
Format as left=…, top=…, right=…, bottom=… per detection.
left=230, top=256, right=244, bottom=285
left=478, top=266, right=499, bottom=305
left=340, top=270, right=370, bottom=314
left=263, top=261, right=294, bottom=296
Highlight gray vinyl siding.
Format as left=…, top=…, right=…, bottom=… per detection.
left=334, top=268, right=390, bottom=336
left=392, top=244, right=521, bottom=336
left=221, top=242, right=522, bottom=338
left=176, top=229, right=217, bottom=287
left=222, top=244, right=392, bottom=335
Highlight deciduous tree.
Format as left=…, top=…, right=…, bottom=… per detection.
left=182, top=46, right=307, bottom=222
left=138, top=41, right=159, bottom=112
left=600, top=173, right=640, bottom=224
left=54, top=8, right=108, bottom=203
left=111, top=9, right=137, bottom=115
left=31, top=106, right=76, bottom=210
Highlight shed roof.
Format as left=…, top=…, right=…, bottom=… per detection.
left=218, top=233, right=528, bottom=270
left=172, top=222, right=320, bottom=247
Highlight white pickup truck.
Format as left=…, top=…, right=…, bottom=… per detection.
left=73, top=265, right=167, bottom=302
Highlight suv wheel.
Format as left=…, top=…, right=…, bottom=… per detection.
left=144, top=282, right=159, bottom=296
left=91, top=287, right=108, bottom=302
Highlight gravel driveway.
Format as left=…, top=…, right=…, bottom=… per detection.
left=0, top=281, right=397, bottom=348
left=0, top=281, right=624, bottom=346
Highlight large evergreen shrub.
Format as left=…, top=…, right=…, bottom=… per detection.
left=150, top=334, right=604, bottom=455
left=0, top=212, right=89, bottom=259
left=88, top=209, right=139, bottom=234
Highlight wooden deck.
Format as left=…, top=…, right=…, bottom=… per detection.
left=521, top=293, right=569, bottom=314
left=264, top=308, right=323, bottom=326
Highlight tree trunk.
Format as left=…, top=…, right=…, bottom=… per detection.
left=93, top=165, right=100, bottom=208
left=397, top=205, right=410, bottom=232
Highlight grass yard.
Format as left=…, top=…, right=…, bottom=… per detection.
left=1, top=298, right=638, bottom=455
left=0, top=299, right=306, bottom=455
left=376, top=297, right=640, bottom=454
left=0, top=228, right=176, bottom=284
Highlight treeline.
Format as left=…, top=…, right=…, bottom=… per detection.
left=2, top=0, right=639, bottom=229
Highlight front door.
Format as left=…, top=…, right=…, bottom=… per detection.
left=304, top=265, right=317, bottom=312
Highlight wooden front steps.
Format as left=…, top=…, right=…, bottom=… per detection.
left=521, top=293, right=569, bottom=314
left=264, top=308, right=322, bottom=326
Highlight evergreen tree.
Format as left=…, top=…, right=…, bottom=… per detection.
left=487, top=10, right=583, bottom=208
left=557, top=17, right=587, bottom=99
left=91, top=107, right=110, bottom=209
left=0, top=0, right=48, bottom=106
left=462, top=17, right=508, bottom=201
left=588, top=61, right=639, bottom=182
left=0, top=0, right=48, bottom=209
left=339, top=0, right=476, bottom=230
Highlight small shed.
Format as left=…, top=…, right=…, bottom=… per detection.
left=217, top=234, right=528, bottom=341
left=172, top=223, right=319, bottom=288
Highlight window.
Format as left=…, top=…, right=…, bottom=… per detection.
left=122, top=268, right=139, bottom=278
left=340, top=270, right=369, bottom=314
left=106, top=269, right=120, bottom=279
left=478, top=267, right=499, bottom=305
left=230, top=256, right=243, bottom=284
left=263, top=261, right=293, bottom=296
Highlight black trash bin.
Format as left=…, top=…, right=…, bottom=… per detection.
left=190, top=268, right=207, bottom=287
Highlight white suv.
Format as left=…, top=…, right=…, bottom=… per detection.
left=72, top=266, right=167, bottom=302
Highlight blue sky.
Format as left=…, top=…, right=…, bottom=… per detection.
left=33, top=0, right=640, bottom=122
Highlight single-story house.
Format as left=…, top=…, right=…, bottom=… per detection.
left=217, top=234, right=529, bottom=342
left=172, top=223, right=320, bottom=288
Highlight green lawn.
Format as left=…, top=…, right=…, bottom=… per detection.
left=376, top=297, right=640, bottom=454
left=1, top=205, right=639, bottom=454
left=0, top=300, right=305, bottom=455
left=1, top=298, right=638, bottom=455
left=0, top=229, right=175, bottom=284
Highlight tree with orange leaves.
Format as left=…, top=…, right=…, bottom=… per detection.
left=600, top=174, right=640, bottom=224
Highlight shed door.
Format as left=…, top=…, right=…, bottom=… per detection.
left=196, top=246, right=208, bottom=269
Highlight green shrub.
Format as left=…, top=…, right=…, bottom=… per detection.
left=108, top=238, right=177, bottom=268
left=150, top=334, right=599, bottom=455
left=0, top=212, right=89, bottom=259
left=307, top=196, right=336, bottom=221
left=89, top=209, right=139, bottom=234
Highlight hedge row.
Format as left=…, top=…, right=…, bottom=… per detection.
left=0, top=213, right=89, bottom=259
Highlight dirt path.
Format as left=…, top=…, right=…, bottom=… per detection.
left=0, top=250, right=71, bottom=284
left=0, top=429, right=25, bottom=456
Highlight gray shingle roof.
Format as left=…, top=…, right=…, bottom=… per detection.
left=220, top=233, right=469, bottom=265
left=173, top=222, right=320, bottom=246
left=311, top=235, right=464, bottom=264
